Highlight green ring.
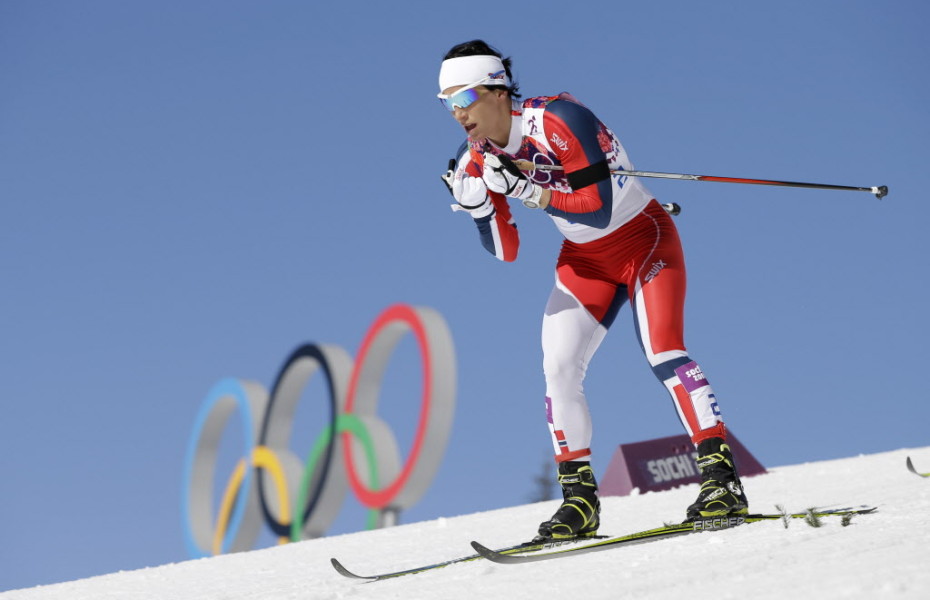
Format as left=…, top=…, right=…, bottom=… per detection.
left=291, top=413, right=380, bottom=540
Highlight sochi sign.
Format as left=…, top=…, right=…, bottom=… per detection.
left=181, top=304, right=456, bottom=557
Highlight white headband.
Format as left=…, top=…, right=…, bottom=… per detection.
left=438, top=55, right=509, bottom=92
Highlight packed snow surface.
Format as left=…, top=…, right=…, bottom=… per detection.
left=5, top=447, right=929, bottom=599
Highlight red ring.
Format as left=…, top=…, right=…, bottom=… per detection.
left=342, top=304, right=433, bottom=508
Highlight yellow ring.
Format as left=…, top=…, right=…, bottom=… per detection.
left=213, top=446, right=291, bottom=555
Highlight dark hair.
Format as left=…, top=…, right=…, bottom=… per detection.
left=443, top=39, right=521, bottom=99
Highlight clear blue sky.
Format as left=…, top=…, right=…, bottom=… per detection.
left=2, top=0, right=927, bottom=592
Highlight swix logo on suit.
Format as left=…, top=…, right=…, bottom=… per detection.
left=550, top=132, right=569, bottom=152
left=644, top=260, right=667, bottom=282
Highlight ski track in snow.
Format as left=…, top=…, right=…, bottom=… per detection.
left=4, top=447, right=929, bottom=600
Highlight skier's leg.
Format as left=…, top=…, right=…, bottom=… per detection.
left=542, top=269, right=623, bottom=463
left=628, top=202, right=747, bottom=518
left=628, top=203, right=726, bottom=443
left=536, top=267, right=625, bottom=540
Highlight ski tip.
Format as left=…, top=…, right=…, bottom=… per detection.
left=330, top=557, right=375, bottom=581
left=470, top=541, right=519, bottom=565
left=470, top=541, right=495, bottom=557
left=906, top=456, right=929, bottom=477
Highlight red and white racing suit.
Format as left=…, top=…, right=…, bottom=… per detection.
left=452, top=93, right=727, bottom=463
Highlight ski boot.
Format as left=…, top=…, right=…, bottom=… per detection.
left=535, top=461, right=600, bottom=541
left=685, top=437, right=749, bottom=521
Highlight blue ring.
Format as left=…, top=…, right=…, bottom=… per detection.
left=181, top=378, right=256, bottom=557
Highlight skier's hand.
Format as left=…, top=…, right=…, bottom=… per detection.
left=482, top=153, right=545, bottom=209
left=442, top=159, right=494, bottom=218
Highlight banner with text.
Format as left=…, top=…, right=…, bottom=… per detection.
left=599, top=432, right=766, bottom=497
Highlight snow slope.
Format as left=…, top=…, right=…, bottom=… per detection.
left=5, top=447, right=929, bottom=600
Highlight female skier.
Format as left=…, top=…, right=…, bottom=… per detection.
left=438, top=40, right=748, bottom=541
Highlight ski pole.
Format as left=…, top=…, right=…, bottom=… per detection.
left=512, top=160, right=889, bottom=200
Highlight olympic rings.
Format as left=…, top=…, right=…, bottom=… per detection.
left=181, top=304, right=456, bottom=558
left=527, top=152, right=555, bottom=185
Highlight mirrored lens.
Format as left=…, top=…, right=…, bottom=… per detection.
left=440, top=88, right=481, bottom=112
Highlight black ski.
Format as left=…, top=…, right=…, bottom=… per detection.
left=331, top=506, right=874, bottom=580
left=331, top=535, right=608, bottom=581
left=471, top=506, right=877, bottom=565
left=906, top=456, right=930, bottom=478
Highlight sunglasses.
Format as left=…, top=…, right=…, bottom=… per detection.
left=437, top=77, right=491, bottom=112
